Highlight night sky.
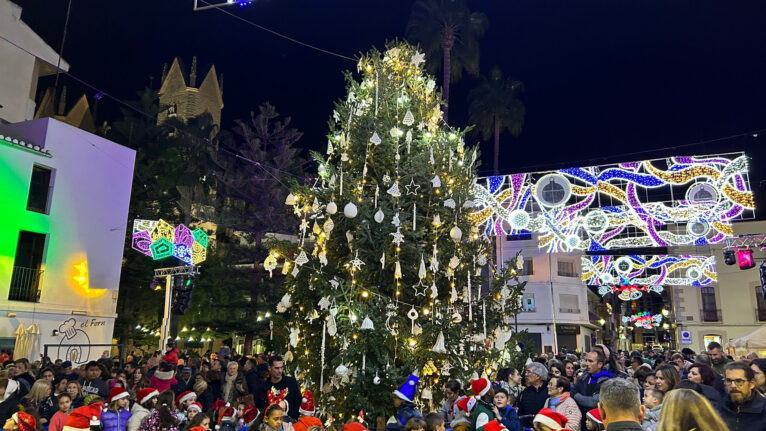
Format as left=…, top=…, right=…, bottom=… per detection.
left=14, top=0, right=766, bottom=206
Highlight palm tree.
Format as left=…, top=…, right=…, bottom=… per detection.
left=406, top=0, right=488, bottom=123
left=468, top=67, right=525, bottom=174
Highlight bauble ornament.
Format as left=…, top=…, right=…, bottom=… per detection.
left=344, top=202, right=358, bottom=218
left=450, top=226, right=463, bottom=242
left=327, top=201, right=338, bottom=215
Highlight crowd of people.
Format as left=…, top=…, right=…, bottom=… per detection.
left=0, top=341, right=764, bottom=431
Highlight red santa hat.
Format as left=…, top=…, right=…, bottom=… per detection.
left=342, top=423, right=368, bottom=431
left=12, top=412, right=36, bottom=431
left=176, top=391, right=196, bottom=406
left=218, top=405, right=237, bottom=424
left=533, top=408, right=568, bottom=430
left=107, top=387, right=130, bottom=404
left=456, top=396, right=477, bottom=412
left=190, top=427, right=207, bottom=431
left=299, top=390, right=316, bottom=416
left=481, top=421, right=507, bottom=431
left=63, top=403, right=105, bottom=431
left=471, top=377, right=491, bottom=398
left=242, top=405, right=259, bottom=425
left=137, top=388, right=159, bottom=405
left=187, top=402, right=203, bottom=413
left=586, top=409, right=602, bottom=425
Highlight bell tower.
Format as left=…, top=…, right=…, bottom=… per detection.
left=157, top=56, right=224, bottom=127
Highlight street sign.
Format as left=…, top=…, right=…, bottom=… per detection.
left=681, top=330, right=692, bottom=344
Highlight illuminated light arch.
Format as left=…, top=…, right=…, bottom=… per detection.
left=132, top=219, right=208, bottom=265
left=470, top=153, right=754, bottom=252
left=582, top=254, right=716, bottom=292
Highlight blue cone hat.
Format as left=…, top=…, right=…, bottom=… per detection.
left=393, top=372, right=419, bottom=402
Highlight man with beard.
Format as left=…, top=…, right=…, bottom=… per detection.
left=706, top=342, right=730, bottom=375
left=717, top=361, right=766, bottom=431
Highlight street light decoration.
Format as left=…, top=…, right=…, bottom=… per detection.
left=622, top=312, right=663, bottom=329
left=132, top=219, right=208, bottom=265
left=582, top=254, right=716, bottom=290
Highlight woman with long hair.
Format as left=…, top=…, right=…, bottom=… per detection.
left=52, top=376, right=68, bottom=398
left=654, top=365, right=680, bottom=394
left=183, top=413, right=210, bottom=431
left=139, top=390, right=178, bottom=431
left=66, top=381, right=84, bottom=409
left=655, top=388, right=727, bottom=431
left=438, top=380, right=464, bottom=425
left=22, top=380, right=55, bottom=424
left=127, top=388, right=159, bottom=431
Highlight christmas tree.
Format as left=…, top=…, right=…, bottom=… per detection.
left=269, top=42, right=526, bottom=419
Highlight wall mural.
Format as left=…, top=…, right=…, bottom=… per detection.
left=469, top=154, right=754, bottom=253
left=55, top=318, right=102, bottom=365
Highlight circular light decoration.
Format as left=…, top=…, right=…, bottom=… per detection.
left=565, top=234, right=581, bottom=250
left=686, top=265, right=703, bottom=280
left=584, top=210, right=609, bottom=234
left=509, top=209, right=530, bottom=230
left=686, top=183, right=719, bottom=204
left=599, top=273, right=614, bottom=284
left=535, top=174, right=571, bottom=208
left=687, top=220, right=710, bottom=237
left=615, top=256, right=634, bottom=275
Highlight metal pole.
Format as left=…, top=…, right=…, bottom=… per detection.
left=159, top=275, right=173, bottom=351
left=549, top=253, right=559, bottom=353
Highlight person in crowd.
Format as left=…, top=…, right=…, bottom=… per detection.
left=669, top=354, right=689, bottom=379
left=564, top=361, right=576, bottom=381
left=573, top=351, right=613, bottom=430
left=260, top=404, right=292, bottom=431
left=162, top=344, right=178, bottom=366
left=585, top=410, right=603, bottom=431
left=0, top=376, right=23, bottom=423
left=256, top=357, right=301, bottom=420
left=451, top=396, right=474, bottom=431
left=653, top=366, right=679, bottom=395
left=66, top=381, right=85, bottom=409
left=101, top=388, right=132, bottom=431
left=439, top=380, right=465, bottom=426
left=138, top=390, right=178, bottom=431
left=491, top=388, right=519, bottom=431
left=12, top=359, right=34, bottom=392
left=469, top=377, right=495, bottom=431
left=39, top=368, right=55, bottom=383
left=544, top=376, right=579, bottom=431
left=172, top=368, right=193, bottom=396
left=221, top=362, right=247, bottom=404
left=404, top=418, right=426, bottom=431
left=174, top=392, right=196, bottom=425
left=518, top=363, right=548, bottom=429
left=639, top=388, right=662, bottom=431
left=129, top=369, right=149, bottom=395
left=498, top=369, right=522, bottom=402
left=127, top=388, right=158, bottom=431
left=60, top=362, right=79, bottom=383
left=684, top=363, right=722, bottom=404
left=424, top=413, right=445, bottom=431
left=706, top=342, right=730, bottom=376
left=191, top=375, right=213, bottom=412
left=49, top=392, right=72, bottom=431
left=532, top=408, right=568, bottom=431
left=293, top=390, right=322, bottom=431
left=243, top=359, right=261, bottom=401
left=82, top=361, right=109, bottom=399
left=3, top=410, right=37, bottom=431
left=593, top=345, right=624, bottom=377
left=656, top=388, right=728, bottom=431
left=183, top=412, right=210, bottom=431
left=548, top=362, right=566, bottom=380
left=716, top=361, right=766, bottom=430
left=148, top=362, right=177, bottom=393
left=596, top=379, right=644, bottom=431
left=53, top=376, right=69, bottom=398
left=180, top=402, right=202, bottom=431
left=22, top=380, right=56, bottom=424
left=749, top=358, right=766, bottom=395
left=387, top=373, right=423, bottom=431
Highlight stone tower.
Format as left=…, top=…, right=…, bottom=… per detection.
left=157, top=57, right=224, bottom=127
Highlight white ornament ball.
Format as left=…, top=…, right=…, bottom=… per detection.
left=373, top=375, right=381, bottom=385
left=335, top=364, right=348, bottom=376
left=374, top=209, right=385, bottom=223
left=326, top=201, right=338, bottom=215
left=344, top=202, right=358, bottom=218
left=450, top=226, right=463, bottom=242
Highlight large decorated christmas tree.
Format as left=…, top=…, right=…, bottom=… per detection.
left=268, top=42, right=526, bottom=418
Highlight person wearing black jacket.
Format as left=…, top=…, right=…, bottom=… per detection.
left=717, top=362, right=766, bottom=431
left=173, top=366, right=195, bottom=395
left=81, top=361, right=109, bottom=398
left=255, top=356, right=301, bottom=420
left=517, top=363, right=549, bottom=429
left=0, top=377, right=24, bottom=423
left=244, top=358, right=262, bottom=400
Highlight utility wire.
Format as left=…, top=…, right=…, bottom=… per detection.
left=198, top=0, right=356, bottom=62
left=53, top=0, right=73, bottom=95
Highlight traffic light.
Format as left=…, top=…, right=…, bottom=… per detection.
left=172, top=276, right=195, bottom=315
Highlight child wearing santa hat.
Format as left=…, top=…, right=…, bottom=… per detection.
left=452, top=397, right=475, bottom=431
left=138, top=390, right=178, bottom=431
left=469, top=378, right=495, bottom=431
left=584, top=409, right=603, bottom=431
left=292, top=391, right=322, bottom=431
left=4, top=411, right=38, bottom=431
left=386, top=372, right=423, bottom=431
left=180, top=403, right=203, bottom=431
left=532, top=408, right=568, bottom=431
left=102, top=388, right=132, bottom=431
left=175, top=391, right=197, bottom=425
left=126, top=388, right=159, bottom=431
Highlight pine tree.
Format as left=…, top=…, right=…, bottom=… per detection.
left=270, top=42, right=526, bottom=418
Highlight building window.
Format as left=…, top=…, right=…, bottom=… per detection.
left=9, top=231, right=46, bottom=302
left=522, top=294, right=536, bottom=312
left=559, top=294, right=580, bottom=313
left=558, top=260, right=577, bottom=277
left=700, top=287, right=720, bottom=322
left=521, top=257, right=533, bottom=276
left=756, top=286, right=766, bottom=322
left=27, top=165, right=53, bottom=214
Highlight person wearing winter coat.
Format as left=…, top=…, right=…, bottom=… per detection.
left=138, top=390, right=179, bottom=431
left=438, top=381, right=464, bottom=426
left=220, top=362, right=248, bottom=405
left=162, top=344, right=179, bottom=366
left=544, top=377, right=580, bottom=431
left=0, top=377, right=24, bottom=423
left=716, top=362, right=766, bottom=431
left=127, top=389, right=159, bottom=431
left=572, top=351, right=613, bottom=431
left=149, top=363, right=178, bottom=394
left=640, top=388, right=662, bottom=431
left=21, top=379, right=56, bottom=424
left=491, top=389, right=520, bottom=431
left=102, top=388, right=132, bottom=431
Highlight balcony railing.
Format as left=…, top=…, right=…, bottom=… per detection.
left=756, top=308, right=766, bottom=322
left=559, top=308, right=581, bottom=314
left=700, top=308, right=722, bottom=323
left=8, top=266, right=44, bottom=302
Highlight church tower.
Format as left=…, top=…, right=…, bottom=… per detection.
left=157, top=56, right=224, bottom=127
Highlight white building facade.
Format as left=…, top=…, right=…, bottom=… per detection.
left=0, top=118, right=135, bottom=364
